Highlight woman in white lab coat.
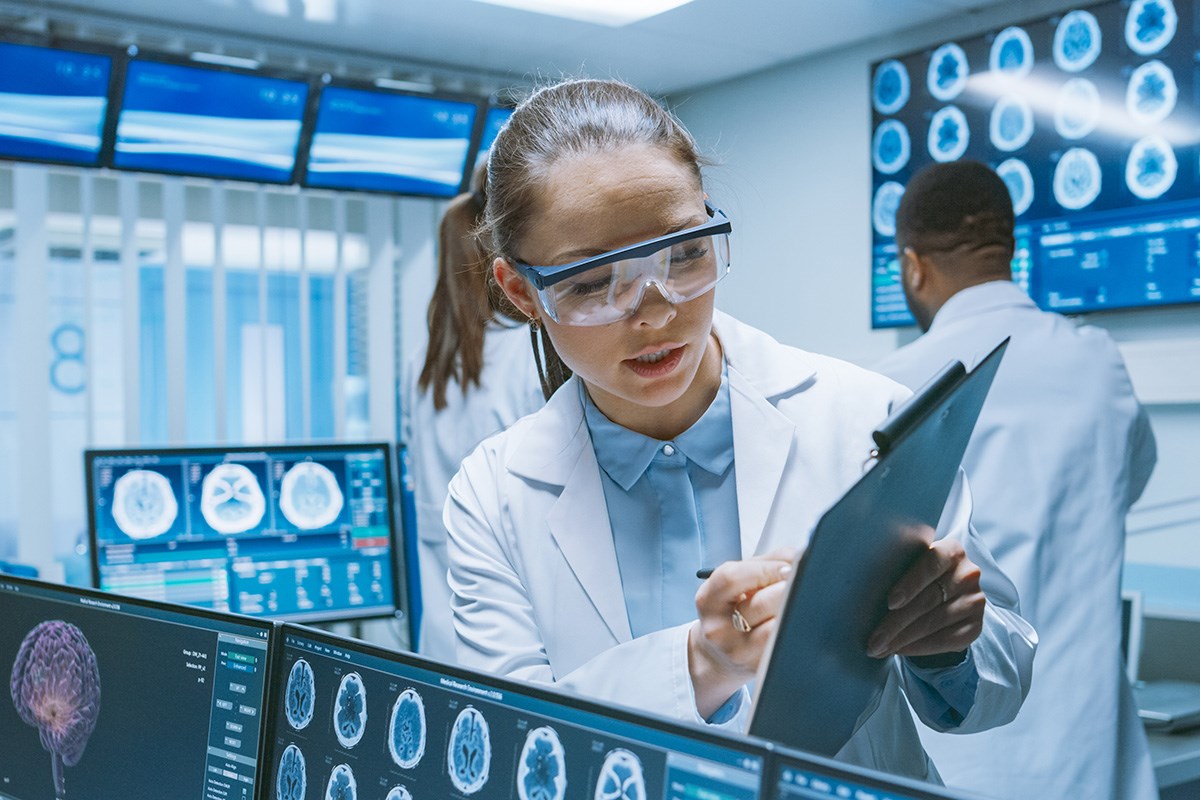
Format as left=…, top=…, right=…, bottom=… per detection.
left=444, top=78, right=1036, bottom=781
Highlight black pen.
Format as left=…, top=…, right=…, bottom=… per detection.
left=696, top=567, right=713, bottom=579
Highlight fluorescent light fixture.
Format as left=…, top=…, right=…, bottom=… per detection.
left=373, top=77, right=434, bottom=93
left=470, top=0, right=695, bottom=26
left=191, top=51, right=260, bottom=70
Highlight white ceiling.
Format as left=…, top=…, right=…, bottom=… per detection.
left=19, top=0, right=1012, bottom=94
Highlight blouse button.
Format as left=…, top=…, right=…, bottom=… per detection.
left=662, top=444, right=676, bottom=457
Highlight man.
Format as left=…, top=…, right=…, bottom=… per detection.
left=873, top=161, right=1158, bottom=799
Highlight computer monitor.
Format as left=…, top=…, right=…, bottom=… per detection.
left=0, top=574, right=274, bottom=800
left=85, top=442, right=402, bottom=624
left=769, top=747, right=981, bottom=800
left=265, top=624, right=769, bottom=800
left=472, top=104, right=514, bottom=171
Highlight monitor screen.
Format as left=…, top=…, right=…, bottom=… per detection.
left=86, top=443, right=400, bottom=623
left=0, top=40, right=112, bottom=166
left=0, top=574, right=273, bottom=800
left=770, top=748, right=972, bottom=800
left=265, top=625, right=768, bottom=800
left=303, top=84, right=480, bottom=196
left=113, top=57, right=308, bottom=183
left=472, top=104, right=514, bottom=171
left=869, top=0, right=1200, bottom=328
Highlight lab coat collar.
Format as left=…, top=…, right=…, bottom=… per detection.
left=931, top=281, right=1036, bottom=332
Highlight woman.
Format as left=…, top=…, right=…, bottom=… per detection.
left=401, top=162, right=543, bottom=662
left=444, top=78, right=1035, bottom=781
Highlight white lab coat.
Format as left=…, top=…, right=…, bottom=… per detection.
left=446, top=310, right=1036, bottom=782
left=401, top=318, right=544, bottom=662
left=873, top=281, right=1158, bottom=800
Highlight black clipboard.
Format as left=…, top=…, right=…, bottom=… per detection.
left=747, top=338, right=1009, bottom=756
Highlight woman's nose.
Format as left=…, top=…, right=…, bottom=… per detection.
left=632, top=281, right=676, bottom=327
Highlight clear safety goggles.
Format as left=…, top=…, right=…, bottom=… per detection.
left=512, top=204, right=732, bottom=326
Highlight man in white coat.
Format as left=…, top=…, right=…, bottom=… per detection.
left=873, top=160, right=1158, bottom=800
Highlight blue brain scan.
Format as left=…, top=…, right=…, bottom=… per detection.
left=111, top=469, right=178, bottom=539
left=279, top=461, right=344, bottom=530
left=1054, top=78, right=1101, bottom=139
left=594, top=748, right=645, bottom=800
left=989, top=95, right=1034, bottom=152
left=325, top=764, right=357, bottom=800
left=388, top=688, right=427, bottom=769
left=385, top=787, right=413, bottom=800
left=517, top=726, right=567, bottom=800
left=1053, top=10, right=1102, bottom=73
left=927, top=105, right=969, bottom=163
left=200, top=463, right=266, bottom=534
left=996, top=158, right=1034, bottom=216
left=1126, top=60, right=1177, bottom=125
left=872, top=182, right=904, bottom=238
left=1053, top=147, right=1102, bottom=210
left=333, top=672, right=367, bottom=749
left=1125, top=0, right=1177, bottom=56
left=989, top=27, right=1033, bottom=79
left=872, top=120, right=910, bottom=174
left=927, top=43, right=968, bottom=101
left=1126, top=135, right=1177, bottom=200
left=276, top=744, right=306, bottom=800
left=448, top=706, right=492, bottom=795
left=872, top=60, right=910, bottom=115
left=285, top=658, right=315, bottom=731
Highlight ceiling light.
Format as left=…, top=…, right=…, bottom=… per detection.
left=191, top=52, right=260, bottom=70
left=470, top=0, right=695, bottom=27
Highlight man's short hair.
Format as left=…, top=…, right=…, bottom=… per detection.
left=896, top=161, right=1015, bottom=259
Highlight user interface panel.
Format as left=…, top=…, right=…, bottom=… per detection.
left=870, top=0, right=1200, bottom=327
left=264, top=625, right=768, bottom=800
left=87, top=443, right=399, bottom=623
left=769, top=749, right=971, bottom=800
left=0, top=575, right=272, bottom=800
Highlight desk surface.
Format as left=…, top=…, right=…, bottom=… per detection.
left=1150, top=728, right=1200, bottom=788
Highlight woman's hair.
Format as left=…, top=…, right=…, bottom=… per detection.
left=418, top=160, right=523, bottom=410
left=480, top=78, right=707, bottom=399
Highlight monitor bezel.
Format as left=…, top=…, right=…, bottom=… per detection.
left=83, top=441, right=405, bottom=625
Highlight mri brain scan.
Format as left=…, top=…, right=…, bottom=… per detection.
left=1053, top=10, right=1102, bottom=72
left=927, top=43, right=968, bottom=101
left=1125, top=0, right=1177, bottom=56
left=388, top=688, right=427, bottom=769
left=1126, top=135, right=1177, bottom=200
left=279, top=461, right=344, bottom=530
left=989, top=26, right=1033, bottom=79
left=996, top=158, right=1035, bottom=217
left=927, top=105, right=969, bottom=163
left=448, top=706, right=492, bottom=795
left=325, top=764, right=357, bottom=800
left=594, top=748, right=645, bottom=800
left=1126, top=60, right=1177, bottom=125
left=872, top=120, right=910, bottom=174
left=385, top=788, right=413, bottom=800
left=1053, top=147, right=1102, bottom=210
left=989, top=95, right=1034, bottom=152
left=872, top=59, right=910, bottom=115
left=111, top=469, right=178, bottom=539
left=333, top=672, right=367, bottom=749
left=517, top=726, right=567, bottom=800
left=1054, top=78, right=1101, bottom=139
left=276, top=744, right=306, bottom=800
left=872, top=182, right=904, bottom=238
left=200, top=463, right=266, bottom=534
left=285, top=658, right=315, bottom=731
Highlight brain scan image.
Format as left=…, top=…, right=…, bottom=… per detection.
left=872, top=59, right=910, bottom=115
left=10, top=620, right=101, bottom=799
left=989, top=26, right=1033, bottom=79
left=111, top=469, right=178, bottom=539
left=285, top=658, right=315, bottom=731
left=200, top=463, right=266, bottom=534
left=448, top=706, right=492, bottom=795
left=333, top=672, right=367, bottom=749
left=1053, top=10, right=1101, bottom=72
left=594, top=748, right=645, bottom=800
left=872, top=182, right=904, bottom=238
left=276, top=744, right=306, bottom=800
left=279, top=461, right=344, bottom=530
left=927, top=105, right=969, bottom=163
left=1054, top=78, right=1101, bottom=139
left=385, top=787, right=413, bottom=800
left=1126, top=0, right=1177, bottom=56
left=388, top=688, right=427, bottom=769
left=871, top=120, right=910, bottom=175
left=325, top=764, right=357, bottom=800
left=927, top=43, right=968, bottom=101
left=1053, top=147, right=1102, bottom=210
left=1126, top=60, right=1177, bottom=125
left=517, top=726, right=567, bottom=800
left=996, top=158, right=1035, bottom=216
left=1126, top=135, right=1177, bottom=200
left=989, top=95, right=1034, bottom=152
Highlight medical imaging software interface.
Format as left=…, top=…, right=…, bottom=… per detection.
left=265, top=627, right=766, bottom=800
left=88, top=444, right=398, bottom=622
left=770, top=753, right=941, bottom=800
left=870, top=0, right=1200, bottom=327
left=0, top=577, right=272, bottom=800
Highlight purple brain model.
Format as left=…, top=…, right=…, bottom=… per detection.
left=10, top=620, right=101, bottom=799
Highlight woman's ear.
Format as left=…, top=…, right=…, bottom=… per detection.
left=493, top=257, right=539, bottom=320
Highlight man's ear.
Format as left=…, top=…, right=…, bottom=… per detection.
left=902, top=247, right=927, bottom=291
left=493, top=257, right=539, bottom=320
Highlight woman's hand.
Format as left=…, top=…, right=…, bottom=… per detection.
left=688, top=547, right=797, bottom=718
left=867, top=535, right=986, bottom=663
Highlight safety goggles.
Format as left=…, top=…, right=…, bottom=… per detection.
left=512, top=203, right=732, bottom=326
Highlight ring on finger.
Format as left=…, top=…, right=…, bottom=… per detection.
left=731, top=607, right=753, bottom=634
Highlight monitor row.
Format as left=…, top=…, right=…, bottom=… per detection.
left=0, top=574, right=972, bottom=800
